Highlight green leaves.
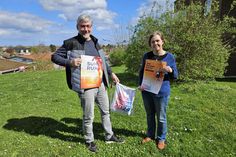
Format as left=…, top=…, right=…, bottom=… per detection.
left=125, top=2, right=234, bottom=80
left=109, top=48, right=126, bottom=66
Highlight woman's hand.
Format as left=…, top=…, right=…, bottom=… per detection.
left=159, top=66, right=172, bottom=73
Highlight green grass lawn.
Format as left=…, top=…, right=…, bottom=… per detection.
left=0, top=68, right=235, bottom=157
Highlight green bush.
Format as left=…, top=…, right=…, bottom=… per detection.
left=125, top=2, right=235, bottom=80
left=109, top=48, right=126, bottom=66
left=28, top=61, right=54, bottom=71
left=125, top=17, right=157, bottom=72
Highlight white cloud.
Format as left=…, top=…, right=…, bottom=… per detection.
left=39, top=0, right=118, bottom=31
left=131, top=0, right=175, bottom=25
left=0, top=11, right=54, bottom=33
left=58, top=14, right=67, bottom=21
left=82, top=9, right=118, bottom=30
left=0, top=28, right=11, bottom=36
left=138, top=0, right=175, bottom=16
left=0, top=10, right=74, bottom=46
left=39, top=0, right=107, bottom=11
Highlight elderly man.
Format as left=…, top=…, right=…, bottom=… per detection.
left=51, top=14, right=124, bottom=153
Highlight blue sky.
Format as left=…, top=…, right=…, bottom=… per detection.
left=0, top=0, right=175, bottom=46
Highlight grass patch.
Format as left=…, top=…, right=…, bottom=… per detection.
left=0, top=67, right=235, bottom=156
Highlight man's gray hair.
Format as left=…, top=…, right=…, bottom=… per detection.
left=76, top=14, right=93, bottom=29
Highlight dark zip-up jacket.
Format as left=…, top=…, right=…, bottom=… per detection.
left=51, top=33, right=111, bottom=93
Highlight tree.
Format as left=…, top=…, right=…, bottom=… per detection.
left=109, top=48, right=126, bottom=66
left=5, top=48, right=15, bottom=56
left=49, top=44, right=57, bottom=52
left=125, top=1, right=235, bottom=80
left=31, top=44, right=50, bottom=53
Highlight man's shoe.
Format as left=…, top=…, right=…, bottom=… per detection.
left=141, top=137, right=152, bottom=144
left=105, top=135, right=125, bottom=144
left=156, top=141, right=166, bottom=150
left=86, top=142, right=97, bottom=152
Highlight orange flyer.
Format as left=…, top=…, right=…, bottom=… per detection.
left=80, top=55, right=103, bottom=89
left=141, top=59, right=167, bottom=94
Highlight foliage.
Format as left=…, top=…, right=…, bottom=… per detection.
left=5, top=48, right=15, bottom=56
left=27, top=61, right=54, bottom=71
left=125, top=17, right=157, bottom=72
left=49, top=44, right=57, bottom=52
left=109, top=47, right=126, bottom=66
left=31, top=44, right=50, bottom=53
left=125, top=2, right=235, bottom=80
left=0, top=69, right=235, bottom=156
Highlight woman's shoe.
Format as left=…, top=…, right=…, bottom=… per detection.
left=141, top=137, right=152, bottom=144
left=156, top=141, right=166, bottom=150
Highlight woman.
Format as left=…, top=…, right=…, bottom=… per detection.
left=138, top=31, right=178, bottom=150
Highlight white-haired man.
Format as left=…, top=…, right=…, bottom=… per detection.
left=51, top=14, right=124, bottom=153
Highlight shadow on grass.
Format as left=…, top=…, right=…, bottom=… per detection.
left=115, top=72, right=139, bottom=87
left=2, top=116, right=84, bottom=143
left=3, top=116, right=143, bottom=143
left=215, top=77, right=236, bottom=82
left=61, top=117, right=144, bottom=138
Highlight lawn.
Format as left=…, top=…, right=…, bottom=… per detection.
left=0, top=67, right=235, bottom=157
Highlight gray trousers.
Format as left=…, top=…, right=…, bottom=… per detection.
left=78, top=83, right=113, bottom=143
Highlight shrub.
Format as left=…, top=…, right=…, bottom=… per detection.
left=109, top=48, right=126, bottom=66
left=28, top=61, right=54, bottom=71
left=125, top=2, right=235, bottom=80
left=125, top=17, right=157, bottom=72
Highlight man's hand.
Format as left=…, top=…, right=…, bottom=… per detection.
left=70, top=58, right=82, bottom=67
left=111, top=73, right=120, bottom=84
left=138, top=86, right=144, bottom=91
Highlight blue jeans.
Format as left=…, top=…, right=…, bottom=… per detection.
left=142, top=91, right=169, bottom=142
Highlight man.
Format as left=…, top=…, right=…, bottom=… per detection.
left=51, top=14, right=124, bottom=153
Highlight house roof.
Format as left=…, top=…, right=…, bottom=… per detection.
left=20, top=53, right=52, bottom=61
left=0, top=58, right=27, bottom=71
